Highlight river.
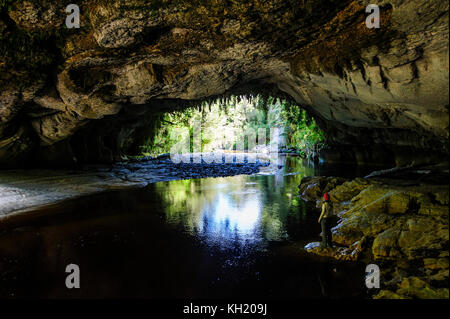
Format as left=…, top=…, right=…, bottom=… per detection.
left=0, top=155, right=375, bottom=298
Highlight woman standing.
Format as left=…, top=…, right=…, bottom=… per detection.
left=318, top=193, right=333, bottom=248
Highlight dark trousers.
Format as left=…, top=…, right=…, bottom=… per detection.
left=321, top=218, right=332, bottom=247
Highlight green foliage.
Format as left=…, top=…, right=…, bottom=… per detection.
left=141, top=95, right=325, bottom=159
left=281, top=101, right=325, bottom=158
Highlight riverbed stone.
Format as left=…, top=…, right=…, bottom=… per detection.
left=329, top=178, right=370, bottom=207
left=298, top=176, right=347, bottom=202
left=396, top=277, right=449, bottom=299
left=372, top=228, right=402, bottom=260
left=423, top=258, right=449, bottom=270
left=332, top=209, right=394, bottom=246
left=428, top=269, right=449, bottom=282
left=417, top=193, right=450, bottom=217
left=397, top=217, right=449, bottom=259
left=304, top=241, right=361, bottom=261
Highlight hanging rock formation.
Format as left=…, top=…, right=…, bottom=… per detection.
left=0, top=0, right=448, bottom=167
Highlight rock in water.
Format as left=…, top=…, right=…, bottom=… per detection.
left=304, top=242, right=362, bottom=261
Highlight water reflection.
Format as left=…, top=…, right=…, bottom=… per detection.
left=0, top=155, right=369, bottom=298
left=202, top=193, right=261, bottom=241
left=154, top=155, right=317, bottom=250
left=154, top=155, right=376, bottom=251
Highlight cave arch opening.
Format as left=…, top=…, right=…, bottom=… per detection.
left=61, top=81, right=331, bottom=167
left=136, top=95, right=326, bottom=162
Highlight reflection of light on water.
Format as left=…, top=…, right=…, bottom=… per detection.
left=197, top=193, right=261, bottom=244
left=160, top=155, right=317, bottom=248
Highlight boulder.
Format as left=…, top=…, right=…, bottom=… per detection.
left=372, top=228, right=402, bottom=260
left=423, top=258, right=449, bottom=270
left=397, top=217, right=449, bottom=259
left=304, top=241, right=361, bottom=261
left=298, top=176, right=348, bottom=202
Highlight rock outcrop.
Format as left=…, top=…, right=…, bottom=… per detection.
left=299, top=166, right=449, bottom=299
left=1, top=0, right=448, bottom=167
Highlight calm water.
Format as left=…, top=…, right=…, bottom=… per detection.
left=0, top=156, right=373, bottom=298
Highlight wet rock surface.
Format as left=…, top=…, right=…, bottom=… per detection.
left=304, top=241, right=363, bottom=262
left=300, top=164, right=449, bottom=299
left=0, top=156, right=269, bottom=218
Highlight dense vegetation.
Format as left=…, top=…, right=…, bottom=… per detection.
left=141, top=96, right=325, bottom=159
